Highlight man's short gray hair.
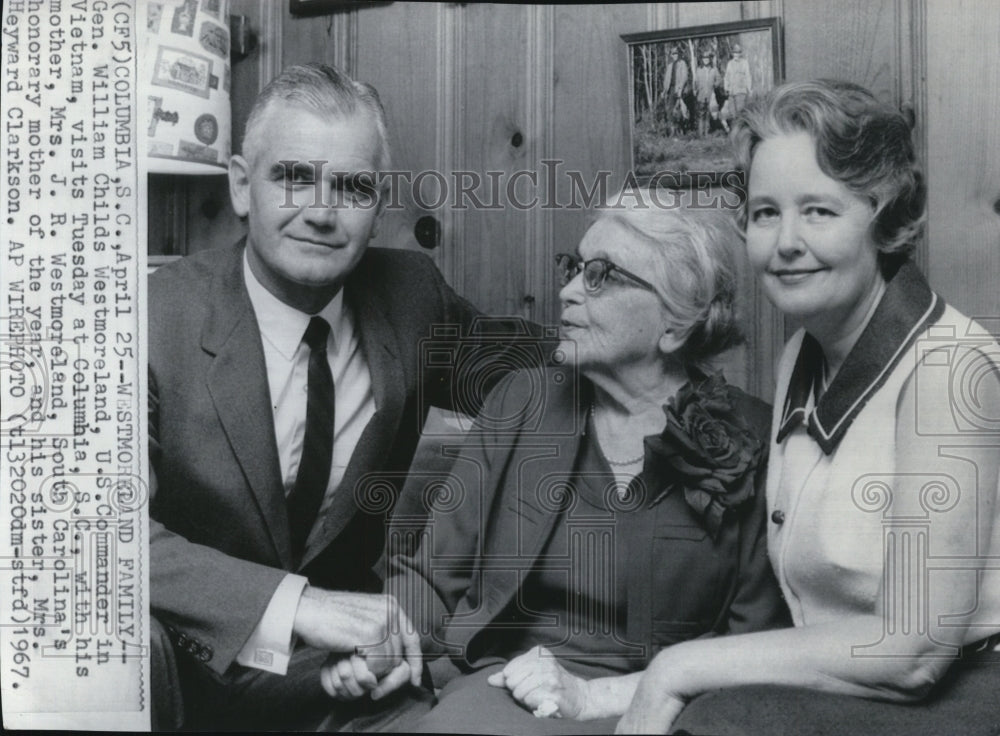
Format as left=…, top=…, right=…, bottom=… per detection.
left=241, top=63, right=392, bottom=171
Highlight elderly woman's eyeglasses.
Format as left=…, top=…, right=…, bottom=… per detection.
left=554, top=253, right=657, bottom=295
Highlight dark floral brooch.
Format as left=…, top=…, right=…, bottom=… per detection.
left=647, top=373, right=763, bottom=538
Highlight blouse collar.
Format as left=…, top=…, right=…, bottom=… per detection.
left=776, top=260, right=945, bottom=454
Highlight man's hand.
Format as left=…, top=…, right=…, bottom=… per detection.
left=293, top=587, right=422, bottom=687
left=486, top=646, right=590, bottom=720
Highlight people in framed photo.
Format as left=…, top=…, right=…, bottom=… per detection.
left=622, top=18, right=783, bottom=184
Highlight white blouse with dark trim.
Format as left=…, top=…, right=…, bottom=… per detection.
left=766, top=285, right=1000, bottom=644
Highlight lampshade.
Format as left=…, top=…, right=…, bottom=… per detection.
left=142, top=0, right=232, bottom=174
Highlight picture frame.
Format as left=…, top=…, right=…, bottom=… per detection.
left=622, top=18, right=783, bottom=186
left=289, top=0, right=387, bottom=16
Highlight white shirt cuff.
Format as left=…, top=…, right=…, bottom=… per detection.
left=235, top=574, right=309, bottom=675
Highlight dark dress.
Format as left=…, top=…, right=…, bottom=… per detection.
left=365, top=368, right=790, bottom=734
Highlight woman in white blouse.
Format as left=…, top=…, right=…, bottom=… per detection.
left=618, top=79, right=1000, bottom=735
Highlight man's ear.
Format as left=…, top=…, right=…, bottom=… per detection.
left=228, top=154, right=251, bottom=218
left=369, top=183, right=388, bottom=240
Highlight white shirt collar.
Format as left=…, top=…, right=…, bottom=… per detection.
left=243, top=251, right=345, bottom=361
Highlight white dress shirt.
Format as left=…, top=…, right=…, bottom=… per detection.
left=236, top=253, right=377, bottom=674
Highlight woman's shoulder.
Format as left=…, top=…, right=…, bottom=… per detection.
left=923, top=303, right=999, bottom=354
left=487, top=365, right=579, bottom=398
left=893, top=302, right=1000, bottom=393
left=475, top=365, right=581, bottom=430
left=902, top=303, right=1000, bottom=433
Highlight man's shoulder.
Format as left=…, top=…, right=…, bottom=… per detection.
left=148, top=241, right=243, bottom=334
left=149, top=242, right=242, bottom=300
left=355, top=247, right=440, bottom=286
left=350, top=246, right=452, bottom=318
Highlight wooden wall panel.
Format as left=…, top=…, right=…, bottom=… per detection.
left=432, top=4, right=467, bottom=292
left=232, top=0, right=282, bottom=151
left=178, top=177, right=244, bottom=254
left=658, top=1, right=784, bottom=28
left=676, top=2, right=743, bottom=25
left=549, top=3, right=648, bottom=323
left=282, top=7, right=355, bottom=72
left=455, top=4, right=531, bottom=317
left=523, top=5, right=556, bottom=325
left=784, top=0, right=900, bottom=98
left=925, top=0, right=1000, bottom=320
left=740, top=1, right=785, bottom=21
left=352, top=4, right=443, bottom=261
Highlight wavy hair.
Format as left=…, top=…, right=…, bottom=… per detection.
left=730, top=79, right=924, bottom=270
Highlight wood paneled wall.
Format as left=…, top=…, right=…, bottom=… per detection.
left=160, top=1, right=1000, bottom=399
left=925, top=1, right=1000, bottom=323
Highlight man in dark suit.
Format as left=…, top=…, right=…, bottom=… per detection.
left=149, top=63, right=545, bottom=729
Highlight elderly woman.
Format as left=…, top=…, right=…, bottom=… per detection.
left=325, top=199, right=791, bottom=734
left=619, top=80, right=1000, bottom=735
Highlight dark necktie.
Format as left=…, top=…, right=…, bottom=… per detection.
left=287, top=317, right=335, bottom=563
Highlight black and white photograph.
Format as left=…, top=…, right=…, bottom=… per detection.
left=1, top=1, right=999, bottom=734
left=622, top=17, right=782, bottom=183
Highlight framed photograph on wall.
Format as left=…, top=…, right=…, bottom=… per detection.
left=622, top=18, right=783, bottom=186
left=290, top=0, right=386, bottom=16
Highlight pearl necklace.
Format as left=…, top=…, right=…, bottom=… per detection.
left=590, top=404, right=644, bottom=466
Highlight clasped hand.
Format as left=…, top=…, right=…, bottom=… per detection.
left=486, top=645, right=589, bottom=719
left=320, top=651, right=417, bottom=701
left=292, top=587, right=422, bottom=701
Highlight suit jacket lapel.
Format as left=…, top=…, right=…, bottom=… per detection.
left=485, top=378, right=586, bottom=616
left=512, top=437, right=582, bottom=562
left=300, top=267, right=407, bottom=569
left=202, top=246, right=292, bottom=567
left=444, top=378, right=584, bottom=654
left=624, top=494, right=655, bottom=657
